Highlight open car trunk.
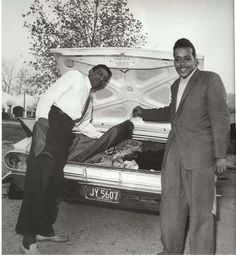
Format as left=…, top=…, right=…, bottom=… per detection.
left=50, top=47, right=178, bottom=196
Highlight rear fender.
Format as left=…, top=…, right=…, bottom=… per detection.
left=2, top=171, right=25, bottom=191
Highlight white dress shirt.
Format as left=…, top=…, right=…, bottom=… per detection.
left=36, top=70, right=102, bottom=139
left=73, top=92, right=103, bottom=138
left=176, top=68, right=197, bottom=111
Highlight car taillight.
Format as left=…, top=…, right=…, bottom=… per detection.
left=4, top=151, right=28, bottom=171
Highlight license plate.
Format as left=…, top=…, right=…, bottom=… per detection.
left=85, top=186, right=121, bottom=203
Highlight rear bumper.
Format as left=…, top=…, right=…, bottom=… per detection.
left=64, top=162, right=162, bottom=194
left=2, top=168, right=162, bottom=212
left=64, top=180, right=161, bottom=213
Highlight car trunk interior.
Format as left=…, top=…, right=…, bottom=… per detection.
left=70, top=136, right=166, bottom=172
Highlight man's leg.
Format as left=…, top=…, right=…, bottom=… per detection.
left=160, top=140, right=189, bottom=254
left=34, top=106, right=75, bottom=239
left=185, top=167, right=215, bottom=254
left=15, top=154, right=54, bottom=253
left=36, top=169, right=58, bottom=236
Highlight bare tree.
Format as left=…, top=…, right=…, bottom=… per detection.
left=15, top=63, right=36, bottom=95
left=2, top=61, right=16, bottom=94
left=2, top=61, right=36, bottom=96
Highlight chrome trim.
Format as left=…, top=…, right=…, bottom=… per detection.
left=63, top=163, right=162, bottom=194
left=3, top=150, right=162, bottom=194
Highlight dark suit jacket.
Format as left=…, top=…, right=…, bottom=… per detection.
left=142, top=69, right=230, bottom=170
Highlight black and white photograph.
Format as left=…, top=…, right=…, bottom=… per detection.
left=2, top=0, right=235, bottom=254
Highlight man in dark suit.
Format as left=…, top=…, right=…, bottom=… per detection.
left=132, top=38, right=230, bottom=254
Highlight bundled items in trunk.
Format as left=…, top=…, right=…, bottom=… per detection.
left=68, top=120, right=134, bottom=162
left=85, top=139, right=143, bottom=169
left=86, top=144, right=165, bottom=171
left=68, top=119, right=165, bottom=171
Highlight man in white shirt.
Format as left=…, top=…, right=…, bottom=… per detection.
left=15, top=64, right=112, bottom=254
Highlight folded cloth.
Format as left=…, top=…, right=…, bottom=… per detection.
left=68, top=134, right=97, bottom=160
left=68, top=120, right=134, bottom=162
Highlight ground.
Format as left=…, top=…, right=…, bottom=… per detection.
left=1, top=170, right=236, bottom=254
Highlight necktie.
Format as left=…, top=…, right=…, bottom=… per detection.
left=73, top=92, right=92, bottom=123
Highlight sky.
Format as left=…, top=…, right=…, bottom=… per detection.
left=1, top=0, right=235, bottom=93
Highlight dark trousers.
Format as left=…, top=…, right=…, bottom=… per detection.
left=15, top=106, right=74, bottom=237
left=160, top=138, right=215, bottom=254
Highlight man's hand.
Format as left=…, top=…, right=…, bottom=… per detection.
left=132, top=106, right=144, bottom=117
left=215, top=158, right=227, bottom=176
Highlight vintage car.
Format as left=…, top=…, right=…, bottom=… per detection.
left=2, top=47, right=204, bottom=212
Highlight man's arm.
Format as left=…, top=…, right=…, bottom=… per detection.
left=36, top=70, right=83, bottom=120
left=132, top=105, right=171, bottom=122
left=207, top=73, right=230, bottom=176
left=76, top=120, right=103, bottom=139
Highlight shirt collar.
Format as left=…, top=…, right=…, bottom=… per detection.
left=85, top=76, right=92, bottom=91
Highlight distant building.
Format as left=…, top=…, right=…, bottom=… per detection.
left=2, top=92, right=38, bottom=119
left=2, top=92, right=16, bottom=119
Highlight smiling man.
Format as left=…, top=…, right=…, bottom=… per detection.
left=15, top=64, right=112, bottom=254
left=132, top=38, right=230, bottom=254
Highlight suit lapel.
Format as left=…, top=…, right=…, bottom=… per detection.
left=171, top=79, right=179, bottom=117
left=175, top=69, right=201, bottom=117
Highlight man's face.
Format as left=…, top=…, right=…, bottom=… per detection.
left=89, top=68, right=111, bottom=91
left=174, top=47, right=197, bottom=78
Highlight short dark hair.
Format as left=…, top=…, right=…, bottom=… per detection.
left=173, top=38, right=196, bottom=58
left=92, top=64, right=112, bottom=77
